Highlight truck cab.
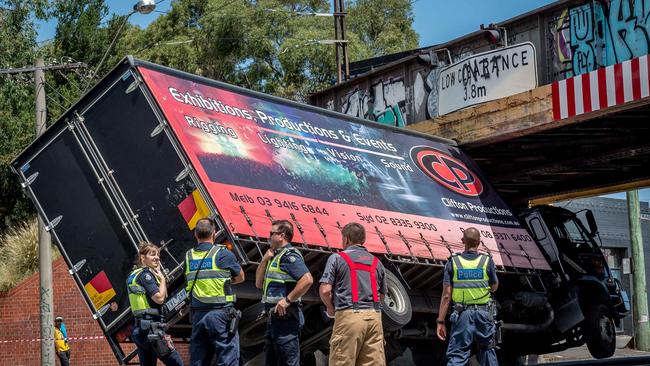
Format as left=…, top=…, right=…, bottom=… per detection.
left=519, top=205, right=629, bottom=359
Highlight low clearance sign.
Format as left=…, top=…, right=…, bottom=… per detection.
left=438, top=42, right=538, bottom=115
left=139, top=66, right=549, bottom=270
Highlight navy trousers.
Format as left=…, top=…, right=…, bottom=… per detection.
left=132, top=324, right=183, bottom=366
left=190, top=308, right=239, bottom=366
left=446, top=307, right=498, bottom=366
left=264, top=310, right=304, bottom=366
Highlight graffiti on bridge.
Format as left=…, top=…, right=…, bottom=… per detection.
left=341, top=77, right=407, bottom=127
left=550, top=0, right=650, bottom=79
left=338, top=49, right=474, bottom=124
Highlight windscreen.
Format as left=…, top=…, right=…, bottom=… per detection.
left=139, top=66, right=549, bottom=270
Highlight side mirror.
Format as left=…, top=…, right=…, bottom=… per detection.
left=585, top=210, right=598, bottom=237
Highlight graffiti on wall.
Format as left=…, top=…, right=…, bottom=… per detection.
left=340, top=77, right=407, bottom=127
left=418, top=49, right=473, bottom=118
left=338, top=49, right=475, bottom=124
left=550, top=0, right=650, bottom=79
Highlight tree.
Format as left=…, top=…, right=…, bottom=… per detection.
left=115, top=0, right=419, bottom=100
left=45, top=0, right=125, bottom=119
left=347, top=0, right=419, bottom=56
left=0, top=0, right=48, bottom=231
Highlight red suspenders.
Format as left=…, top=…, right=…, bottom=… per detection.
left=338, top=251, right=380, bottom=311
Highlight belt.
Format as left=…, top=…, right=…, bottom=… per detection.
left=336, top=308, right=380, bottom=313
left=134, top=317, right=162, bottom=327
left=135, top=314, right=162, bottom=321
left=455, top=303, right=490, bottom=310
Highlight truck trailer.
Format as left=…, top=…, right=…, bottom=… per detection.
left=11, top=57, right=628, bottom=364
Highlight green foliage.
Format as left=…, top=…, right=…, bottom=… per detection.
left=347, top=0, right=419, bottom=56
left=115, top=0, right=419, bottom=99
left=0, top=218, right=60, bottom=292
left=51, top=0, right=109, bottom=66
left=0, top=1, right=47, bottom=231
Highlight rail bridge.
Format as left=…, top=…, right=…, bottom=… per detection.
left=310, top=0, right=650, bottom=208
left=408, top=59, right=650, bottom=208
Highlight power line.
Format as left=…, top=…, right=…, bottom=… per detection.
left=42, top=79, right=74, bottom=106
left=55, top=69, right=83, bottom=94
left=82, top=11, right=133, bottom=93
left=44, top=93, right=68, bottom=115
left=0, top=62, right=87, bottom=75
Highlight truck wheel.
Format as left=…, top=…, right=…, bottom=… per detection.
left=585, top=303, right=616, bottom=359
left=382, top=271, right=412, bottom=332
left=239, top=303, right=267, bottom=348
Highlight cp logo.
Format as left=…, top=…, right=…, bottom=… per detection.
left=410, top=146, right=484, bottom=196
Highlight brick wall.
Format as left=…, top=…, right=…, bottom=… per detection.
left=0, top=258, right=189, bottom=365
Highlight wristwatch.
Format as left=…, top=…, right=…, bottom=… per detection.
left=436, top=319, right=445, bottom=325
left=285, top=297, right=293, bottom=304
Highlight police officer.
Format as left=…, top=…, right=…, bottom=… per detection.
left=127, top=242, right=184, bottom=366
left=319, top=222, right=387, bottom=366
left=186, top=218, right=245, bottom=366
left=437, top=227, right=499, bottom=366
left=255, top=220, right=314, bottom=366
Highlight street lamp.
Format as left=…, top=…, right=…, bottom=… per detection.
left=83, top=0, right=156, bottom=92
left=134, top=0, right=156, bottom=15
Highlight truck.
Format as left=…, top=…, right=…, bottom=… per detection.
left=11, top=57, right=628, bottom=365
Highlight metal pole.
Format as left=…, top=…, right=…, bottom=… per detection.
left=627, top=190, right=650, bottom=351
left=339, top=0, right=349, bottom=80
left=35, top=58, right=55, bottom=366
left=334, top=0, right=342, bottom=83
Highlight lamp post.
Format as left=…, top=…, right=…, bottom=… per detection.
left=83, top=0, right=157, bottom=92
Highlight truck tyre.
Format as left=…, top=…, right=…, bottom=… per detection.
left=585, top=303, right=616, bottom=359
left=239, top=303, right=267, bottom=348
left=382, top=271, right=412, bottom=332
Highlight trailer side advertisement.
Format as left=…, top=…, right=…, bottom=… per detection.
left=139, top=67, right=549, bottom=270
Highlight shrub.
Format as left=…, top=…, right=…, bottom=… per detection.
left=0, top=218, right=60, bottom=292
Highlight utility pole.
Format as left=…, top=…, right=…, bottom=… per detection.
left=1, top=58, right=86, bottom=365
left=34, top=57, right=55, bottom=366
left=333, top=0, right=349, bottom=83
left=627, top=190, right=650, bottom=351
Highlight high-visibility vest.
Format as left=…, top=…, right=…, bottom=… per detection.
left=127, top=267, right=160, bottom=317
left=185, top=245, right=235, bottom=305
left=337, top=250, right=381, bottom=311
left=54, top=327, right=70, bottom=352
left=451, top=253, right=491, bottom=305
left=262, top=247, right=303, bottom=304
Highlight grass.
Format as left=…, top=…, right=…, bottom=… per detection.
left=0, top=218, right=60, bottom=292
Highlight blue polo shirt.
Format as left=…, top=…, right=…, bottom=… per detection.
left=189, top=242, right=241, bottom=310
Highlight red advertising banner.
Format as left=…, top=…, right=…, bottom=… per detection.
left=139, top=66, right=550, bottom=270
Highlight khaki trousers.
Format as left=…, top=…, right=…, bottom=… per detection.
left=329, top=309, right=385, bottom=366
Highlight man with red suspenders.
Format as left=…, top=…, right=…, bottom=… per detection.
left=319, top=222, right=387, bottom=366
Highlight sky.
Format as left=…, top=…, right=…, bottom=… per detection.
left=34, top=0, right=650, bottom=203
left=37, top=0, right=560, bottom=45
left=411, top=0, right=556, bottom=47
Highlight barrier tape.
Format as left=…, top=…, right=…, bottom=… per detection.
left=0, top=336, right=105, bottom=344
